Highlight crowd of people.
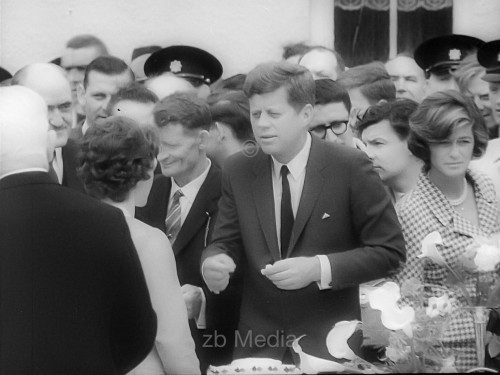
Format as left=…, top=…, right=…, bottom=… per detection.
left=1, top=31, right=500, bottom=374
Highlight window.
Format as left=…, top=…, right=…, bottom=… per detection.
left=334, top=0, right=453, bottom=67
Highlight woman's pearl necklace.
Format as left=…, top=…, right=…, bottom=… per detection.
left=447, top=178, right=468, bottom=206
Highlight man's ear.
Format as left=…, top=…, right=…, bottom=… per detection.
left=198, top=129, right=210, bottom=151
left=215, top=121, right=226, bottom=141
left=301, top=103, right=314, bottom=126
left=76, top=83, right=86, bottom=108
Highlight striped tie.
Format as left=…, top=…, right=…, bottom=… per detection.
left=165, top=189, right=183, bottom=244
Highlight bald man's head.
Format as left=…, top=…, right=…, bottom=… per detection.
left=145, top=73, right=195, bottom=100
left=13, top=63, right=73, bottom=148
left=0, top=86, right=55, bottom=177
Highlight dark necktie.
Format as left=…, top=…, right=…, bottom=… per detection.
left=165, top=190, right=183, bottom=244
left=280, top=165, right=294, bottom=258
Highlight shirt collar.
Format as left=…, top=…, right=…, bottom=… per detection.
left=0, top=168, right=48, bottom=181
left=271, top=133, right=311, bottom=180
left=171, top=158, right=211, bottom=204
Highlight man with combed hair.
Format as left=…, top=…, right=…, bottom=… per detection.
left=0, top=86, right=157, bottom=374
left=61, top=35, right=108, bottom=100
left=72, top=55, right=134, bottom=140
left=202, top=61, right=405, bottom=362
left=107, top=82, right=158, bottom=127
left=12, top=63, right=84, bottom=192
left=337, top=61, right=396, bottom=119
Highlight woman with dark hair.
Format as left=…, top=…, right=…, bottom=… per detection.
left=394, top=90, right=499, bottom=371
left=79, top=116, right=200, bottom=375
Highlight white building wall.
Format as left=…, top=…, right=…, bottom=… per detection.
left=0, top=0, right=499, bottom=78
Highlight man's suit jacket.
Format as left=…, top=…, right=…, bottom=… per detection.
left=0, top=172, right=157, bottom=375
left=136, top=164, right=241, bottom=368
left=61, top=138, right=86, bottom=193
left=136, top=164, right=222, bottom=288
left=202, top=136, right=406, bottom=360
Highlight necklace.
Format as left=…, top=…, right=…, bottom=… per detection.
left=447, top=178, right=468, bottom=206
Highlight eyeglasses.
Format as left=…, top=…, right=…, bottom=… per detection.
left=310, top=121, right=348, bottom=139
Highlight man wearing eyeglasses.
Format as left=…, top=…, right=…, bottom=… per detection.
left=309, top=79, right=366, bottom=150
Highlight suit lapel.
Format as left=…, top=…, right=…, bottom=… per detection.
left=252, top=154, right=281, bottom=262
left=173, top=165, right=220, bottom=255
left=286, top=138, right=325, bottom=256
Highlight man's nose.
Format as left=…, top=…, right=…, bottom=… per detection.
left=48, top=111, right=64, bottom=128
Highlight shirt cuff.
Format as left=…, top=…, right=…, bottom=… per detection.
left=195, top=287, right=207, bottom=329
left=316, top=255, right=333, bottom=290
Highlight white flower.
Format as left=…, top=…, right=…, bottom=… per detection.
left=325, top=321, right=359, bottom=360
left=418, top=231, right=448, bottom=267
left=426, top=295, right=452, bottom=318
left=474, top=243, right=500, bottom=272
left=368, top=282, right=415, bottom=338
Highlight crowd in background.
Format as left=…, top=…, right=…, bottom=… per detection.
left=2, top=31, right=500, bottom=374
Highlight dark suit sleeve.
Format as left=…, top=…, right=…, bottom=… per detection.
left=328, top=151, right=406, bottom=289
left=108, top=212, right=157, bottom=373
left=201, top=159, right=245, bottom=269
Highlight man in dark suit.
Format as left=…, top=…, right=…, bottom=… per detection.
left=136, top=92, right=240, bottom=370
left=12, top=62, right=86, bottom=193
left=202, top=62, right=406, bottom=362
left=0, top=85, right=157, bottom=374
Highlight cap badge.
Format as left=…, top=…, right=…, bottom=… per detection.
left=449, top=49, right=461, bottom=61
left=170, top=60, right=182, bottom=73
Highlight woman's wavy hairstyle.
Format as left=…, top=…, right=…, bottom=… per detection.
left=407, top=90, right=488, bottom=172
left=78, top=116, right=159, bottom=202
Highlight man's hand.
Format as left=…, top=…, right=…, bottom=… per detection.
left=181, top=284, right=203, bottom=320
left=202, top=253, right=236, bottom=293
left=261, top=257, right=321, bottom=290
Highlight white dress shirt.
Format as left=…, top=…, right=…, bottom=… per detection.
left=270, top=133, right=332, bottom=290
left=52, top=147, right=64, bottom=184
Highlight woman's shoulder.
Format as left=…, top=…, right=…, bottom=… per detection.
left=126, top=217, right=170, bottom=249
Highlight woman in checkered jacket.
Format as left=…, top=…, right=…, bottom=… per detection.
left=394, top=90, right=499, bottom=371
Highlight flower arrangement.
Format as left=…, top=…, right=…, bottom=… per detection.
left=368, top=280, right=456, bottom=373
left=418, top=231, right=500, bottom=369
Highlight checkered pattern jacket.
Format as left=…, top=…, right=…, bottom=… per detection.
left=394, top=170, right=500, bottom=345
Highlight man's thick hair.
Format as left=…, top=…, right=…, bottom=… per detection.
left=337, top=62, right=396, bottom=104
left=210, top=90, right=254, bottom=142
left=243, top=61, right=315, bottom=112
left=78, top=116, right=158, bottom=202
left=107, top=83, right=158, bottom=114
left=154, top=92, right=212, bottom=131
left=357, top=99, right=419, bottom=140
left=66, top=34, right=108, bottom=55
left=83, top=56, right=133, bottom=88
left=408, top=90, right=488, bottom=171
left=314, top=78, right=351, bottom=113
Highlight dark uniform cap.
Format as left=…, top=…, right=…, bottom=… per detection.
left=477, top=40, right=500, bottom=83
left=144, top=45, right=223, bottom=85
left=414, top=34, right=484, bottom=74
left=0, top=66, right=12, bottom=83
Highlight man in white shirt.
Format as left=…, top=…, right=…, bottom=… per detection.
left=135, top=92, right=239, bottom=371
left=202, top=61, right=405, bottom=362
